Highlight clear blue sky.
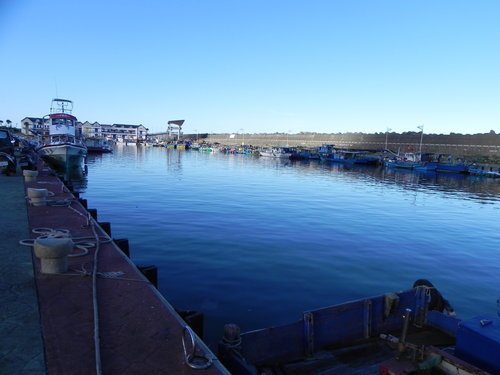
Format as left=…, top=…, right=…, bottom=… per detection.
left=1, top=0, right=499, bottom=135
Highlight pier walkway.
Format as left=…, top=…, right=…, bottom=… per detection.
left=0, top=174, right=46, bottom=374
left=1, top=167, right=230, bottom=374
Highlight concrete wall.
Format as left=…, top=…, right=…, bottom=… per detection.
left=189, top=132, right=500, bottom=159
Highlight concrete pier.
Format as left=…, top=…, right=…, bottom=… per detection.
left=0, top=174, right=45, bottom=374
left=1, top=166, right=230, bottom=374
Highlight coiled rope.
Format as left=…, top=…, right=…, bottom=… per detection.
left=23, top=190, right=107, bottom=375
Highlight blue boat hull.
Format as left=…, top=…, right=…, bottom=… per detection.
left=218, top=281, right=496, bottom=374
left=435, top=163, right=469, bottom=173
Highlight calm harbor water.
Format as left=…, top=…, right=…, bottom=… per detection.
left=80, top=145, right=500, bottom=348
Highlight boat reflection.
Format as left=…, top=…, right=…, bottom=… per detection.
left=288, top=159, right=500, bottom=204
left=57, top=165, right=88, bottom=194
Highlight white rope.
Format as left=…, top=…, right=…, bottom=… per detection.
left=18, top=228, right=111, bottom=258
left=22, top=194, right=116, bottom=374
left=89, top=212, right=103, bottom=375
left=19, top=216, right=105, bottom=374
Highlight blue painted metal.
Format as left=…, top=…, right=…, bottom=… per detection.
left=436, top=163, right=469, bottom=173
left=363, top=299, right=372, bottom=339
left=456, top=315, right=500, bottom=374
left=303, top=312, right=314, bottom=357
left=218, top=285, right=495, bottom=374
left=414, top=285, right=431, bottom=327
left=426, top=310, right=460, bottom=336
left=231, top=290, right=417, bottom=366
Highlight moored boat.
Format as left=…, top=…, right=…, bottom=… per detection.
left=468, top=164, right=500, bottom=178
left=436, top=163, right=469, bottom=174
left=36, top=99, right=87, bottom=173
left=84, top=137, right=113, bottom=153
left=218, top=280, right=498, bottom=374
left=259, top=147, right=292, bottom=158
left=199, top=144, right=214, bottom=152
left=383, top=152, right=422, bottom=169
left=435, top=154, right=469, bottom=174
left=320, top=148, right=379, bottom=165
left=414, top=161, right=438, bottom=172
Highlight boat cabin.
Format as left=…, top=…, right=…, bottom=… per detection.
left=47, top=113, right=77, bottom=137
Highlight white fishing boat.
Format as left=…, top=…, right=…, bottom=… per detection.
left=84, top=137, right=113, bottom=153
left=259, top=147, right=292, bottom=158
left=37, top=99, right=87, bottom=172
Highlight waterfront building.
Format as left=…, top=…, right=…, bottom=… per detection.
left=80, top=121, right=103, bottom=138
left=20, top=117, right=47, bottom=136
left=79, top=122, right=148, bottom=142
left=101, top=123, right=148, bottom=142
left=21, top=118, right=148, bottom=143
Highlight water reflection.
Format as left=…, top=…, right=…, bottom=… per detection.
left=165, top=148, right=183, bottom=174
left=57, top=166, right=88, bottom=194
left=377, top=166, right=500, bottom=203
left=285, top=159, right=500, bottom=204
left=82, top=148, right=500, bottom=346
left=84, top=148, right=500, bottom=204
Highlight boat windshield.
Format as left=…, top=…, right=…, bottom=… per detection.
left=52, top=118, right=74, bottom=127
left=51, top=135, right=75, bottom=143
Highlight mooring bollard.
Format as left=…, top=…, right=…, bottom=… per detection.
left=23, top=169, right=38, bottom=182
left=27, top=188, right=48, bottom=206
left=33, top=237, right=74, bottom=274
left=222, top=323, right=241, bottom=347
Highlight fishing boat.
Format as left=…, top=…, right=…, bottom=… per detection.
left=199, top=144, right=214, bottom=152
left=320, top=148, right=379, bottom=165
left=84, top=137, right=113, bottom=153
left=259, top=147, right=292, bottom=158
left=218, top=280, right=498, bottom=374
left=435, top=154, right=469, bottom=174
left=37, top=99, right=87, bottom=172
left=436, top=163, right=469, bottom=174
left=290, top=148, right=320, bottom=160
left=468, top=164, right=500, bottom=178
left=383, top=153, right=422, bottom=169
left=414, top=161, right=438, bottom=172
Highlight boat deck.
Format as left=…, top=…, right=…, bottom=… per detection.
left=227, top=325, right=458, bottom=375
left=22, top=164, right=229, bottom=374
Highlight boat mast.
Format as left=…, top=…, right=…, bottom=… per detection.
left=418, top=124, right=424, bottom=156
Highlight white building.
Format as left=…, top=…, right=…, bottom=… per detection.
left=101, top=124, right=149, bottom=142
left=20, top=117, right=47, bottom=136
left=80, top=121, right=103, bottom=138
left=21, top=117, right=148, bottom=142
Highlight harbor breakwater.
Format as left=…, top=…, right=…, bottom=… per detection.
left=185, top=132, right=500, bottom=160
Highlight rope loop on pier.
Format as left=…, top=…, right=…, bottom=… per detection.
left=18, top=228, right=108, bottom=258
left=182, top=326, right=213, bottom=370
